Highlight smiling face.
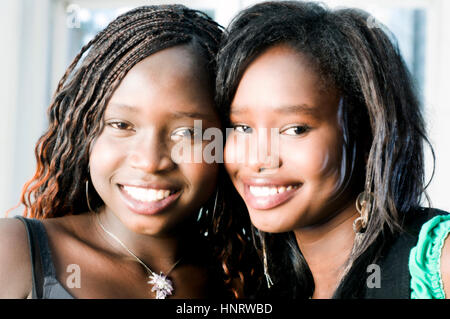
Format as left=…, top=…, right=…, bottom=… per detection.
left=89, top=45, right=220, bottom=237
left=225, top=44, right=357, bottom=233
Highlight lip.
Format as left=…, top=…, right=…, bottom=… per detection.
left=118, top=184, right=182, bottom=215
left=240, top=176, right=302, bottom=210
left=120, top=181, right=180, bottom=190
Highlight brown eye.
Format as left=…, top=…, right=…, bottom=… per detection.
left=281, top=125, right=310, bottom=136
left=108, top=121, right=132, bottom=130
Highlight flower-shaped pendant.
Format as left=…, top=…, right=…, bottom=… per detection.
left=148, top=272, right=174, bottom=299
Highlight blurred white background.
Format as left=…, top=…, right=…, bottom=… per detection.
left=1, top=0, right=449, bottom=217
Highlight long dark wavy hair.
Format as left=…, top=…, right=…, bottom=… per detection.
left=17, top=5, right=258, bottom=298
left=216, top=1, right=434, bottom=298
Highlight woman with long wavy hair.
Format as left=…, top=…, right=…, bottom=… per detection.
left=0, top=5, right=257, bottom=299
left=217, top=1, right=450, bottom=299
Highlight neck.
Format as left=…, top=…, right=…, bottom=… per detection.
left=294, top=200, right=358, bottom=299
left=93, top=207, right=195, bottom=273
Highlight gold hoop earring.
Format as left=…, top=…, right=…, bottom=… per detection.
left=212, top=189, right=219, bottom=217
left=197, top=190, right=219, bottom=236
left=262, top=236, right=274, bottom=289
left=211, top=190, right=220, bottom=234
left=353, top=191, right=373, bottom=233
left=85, top=180, right=95, bottom=213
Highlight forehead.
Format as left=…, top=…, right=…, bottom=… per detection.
left=115, top=44, right=208, bottom=95
left=128, top=44, right=206, bottom=82
left=231, top=44, right=339, bottom=118
left=106, top=44, right=216, bottom=117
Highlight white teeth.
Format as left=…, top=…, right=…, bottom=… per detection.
left=123, top=186, right=173, bottom=202
left=249, top=185, right=298, bottom=197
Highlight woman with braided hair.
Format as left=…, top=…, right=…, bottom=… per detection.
left=0, top=5, right=255, bottom=299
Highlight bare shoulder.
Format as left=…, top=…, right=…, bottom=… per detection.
left=41, top=213, right=93, bottom=240
left=0, top=217, right=32, bottom=298
left=440, top=232, right=450, bottom=299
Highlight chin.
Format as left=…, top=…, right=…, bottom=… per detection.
left=248, top=211, right=294, bottom=234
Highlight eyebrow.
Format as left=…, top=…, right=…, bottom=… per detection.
left=107, top=103, right=139, bottom=113
left=107, top=103, right=215, bottom=120
left=230, top=104, right=319, bottom=117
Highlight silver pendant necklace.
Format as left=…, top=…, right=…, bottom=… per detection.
left=95, top=213, right=182, bottom=299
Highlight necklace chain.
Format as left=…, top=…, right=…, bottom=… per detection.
left=95, top=213, right=182, bottom=277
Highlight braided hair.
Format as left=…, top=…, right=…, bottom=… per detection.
left=18, top=4, right=258, bottom=298
left=21, top=5, right=222, bottom=218
left=216, top=1, right=433, bottom=298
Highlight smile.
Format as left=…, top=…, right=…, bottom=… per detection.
left=248, top=184, right=299, bottom=197
left=118, top=184, right=181, bottom=215
left=243, top=183, right=301, bottom=210
left=122, top=185, right=175, bottom=202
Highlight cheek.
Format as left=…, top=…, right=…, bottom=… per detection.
left=284, top=131, right=343, bottom=181
left=224, top=137, right=237, bottom=172
left=89, top=134, right=124, bottom=187
left=180, top=162, right=218, bottom=194
left=224, top=136, right=242, bottom=185
left=224, top=133, right=243, bottom=165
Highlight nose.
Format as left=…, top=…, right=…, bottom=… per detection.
left=246, top=127, right=282, bottom=174
left=248, top=157, right=281, bottom=174
left=128, top=130, right=175, bottom=173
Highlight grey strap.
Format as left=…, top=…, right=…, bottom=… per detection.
left=15, top=216, right=57, bottom=298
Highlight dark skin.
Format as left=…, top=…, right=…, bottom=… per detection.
left=226, top=43, right=450, bottom=299
left=0, top=45, right=223, bottom=298
left=225, top=44, right=359, bottom=298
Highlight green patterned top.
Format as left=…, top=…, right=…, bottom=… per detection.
left=409, top=214, right=450, bottom=299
